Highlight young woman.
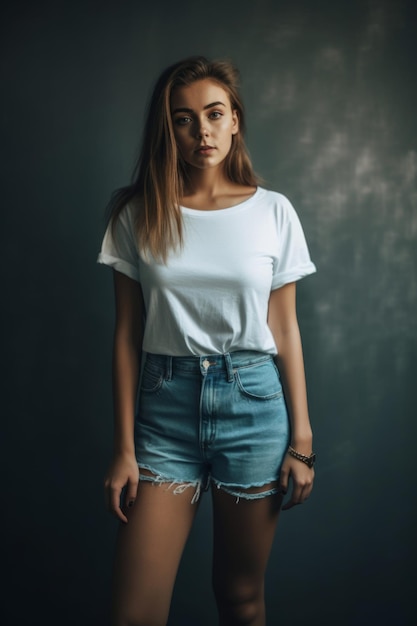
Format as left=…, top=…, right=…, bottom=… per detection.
left=98, top=56, right=316, bottom=626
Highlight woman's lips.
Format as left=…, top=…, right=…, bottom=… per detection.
left=195, top=146, right=215, bottom=154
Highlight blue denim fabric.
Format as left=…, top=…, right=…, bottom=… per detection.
left=135, top=351, right=290, bottom=502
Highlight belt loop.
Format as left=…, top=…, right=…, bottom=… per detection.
left=224, top=352, right=234, bottom=383
left=165, top=355, right=172, bottom=381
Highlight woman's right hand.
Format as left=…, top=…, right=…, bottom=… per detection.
left=104, top=452, right=139, bottom=523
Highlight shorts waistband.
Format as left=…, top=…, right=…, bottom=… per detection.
left=145, top=351, right=273, bottom=382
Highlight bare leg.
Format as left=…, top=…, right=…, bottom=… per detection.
left=211, top=483, right=282, bottom=626
left=111, top=477, right=199, bottom=626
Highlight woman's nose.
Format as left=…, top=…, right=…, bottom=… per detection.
left=194, top=120, right=209, bottom=138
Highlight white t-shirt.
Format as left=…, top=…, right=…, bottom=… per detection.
left=97, top=187, right=316, bottom=356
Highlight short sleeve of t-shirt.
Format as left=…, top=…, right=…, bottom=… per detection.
left=97, top=205, right=140, bottom=283
left=271, top=194, right=316, bottom=290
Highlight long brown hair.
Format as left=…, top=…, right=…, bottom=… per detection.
left=108, top=56, right=259, bottom=261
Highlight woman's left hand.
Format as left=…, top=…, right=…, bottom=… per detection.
left=279, top=453, right=314, bottom=510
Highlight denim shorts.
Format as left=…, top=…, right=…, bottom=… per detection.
left=135, top=351, right=290, bottom=502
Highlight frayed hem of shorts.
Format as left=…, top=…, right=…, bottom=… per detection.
left=211, top=477, right=280, bottom=503
left=138, top=465, right=203, bottom=504
left=138, top=464, right=280, bottom=505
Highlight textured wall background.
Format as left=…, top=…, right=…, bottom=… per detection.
left=2, top=1, right=416, bottom=624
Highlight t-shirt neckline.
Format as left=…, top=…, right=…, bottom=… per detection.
left=180, top=186, right=262, bottom=216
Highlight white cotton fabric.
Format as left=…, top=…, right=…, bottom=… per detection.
left=97, top=187, right=316, bottom=356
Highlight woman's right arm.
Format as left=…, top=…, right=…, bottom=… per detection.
left=104, top=270, right=145, bottom=523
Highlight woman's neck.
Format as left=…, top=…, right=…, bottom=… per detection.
left=183, top=166, right=231, bottom=198
left=180, top=168, right=257, bottom=211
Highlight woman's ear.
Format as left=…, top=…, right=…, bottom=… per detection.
left=232, top=109, right=239, bottom=135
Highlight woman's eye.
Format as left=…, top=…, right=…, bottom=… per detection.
left=209, top=111, right=222, bottom=119
left=175, top=116, right=192, bottom=126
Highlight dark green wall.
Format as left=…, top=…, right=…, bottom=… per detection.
left=2, top=1, right=416, bottom=624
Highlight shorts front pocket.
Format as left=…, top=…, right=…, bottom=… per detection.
left=235, top=359, right=283, bottom=400
left=140, top=364, right=164, bottom=393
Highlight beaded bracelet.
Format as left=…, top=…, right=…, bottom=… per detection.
left=288, top=445, right=316, bottom=468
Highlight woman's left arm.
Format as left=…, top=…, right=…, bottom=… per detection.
left=267, top=282, right=314, bottom=510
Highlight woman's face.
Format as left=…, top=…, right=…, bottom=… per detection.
left=170, top=79, right=239, bottom=172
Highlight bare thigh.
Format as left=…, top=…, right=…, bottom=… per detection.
left=111, top=477, right=199, bottom=626
left=211, top=483, right=283, bottom=626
